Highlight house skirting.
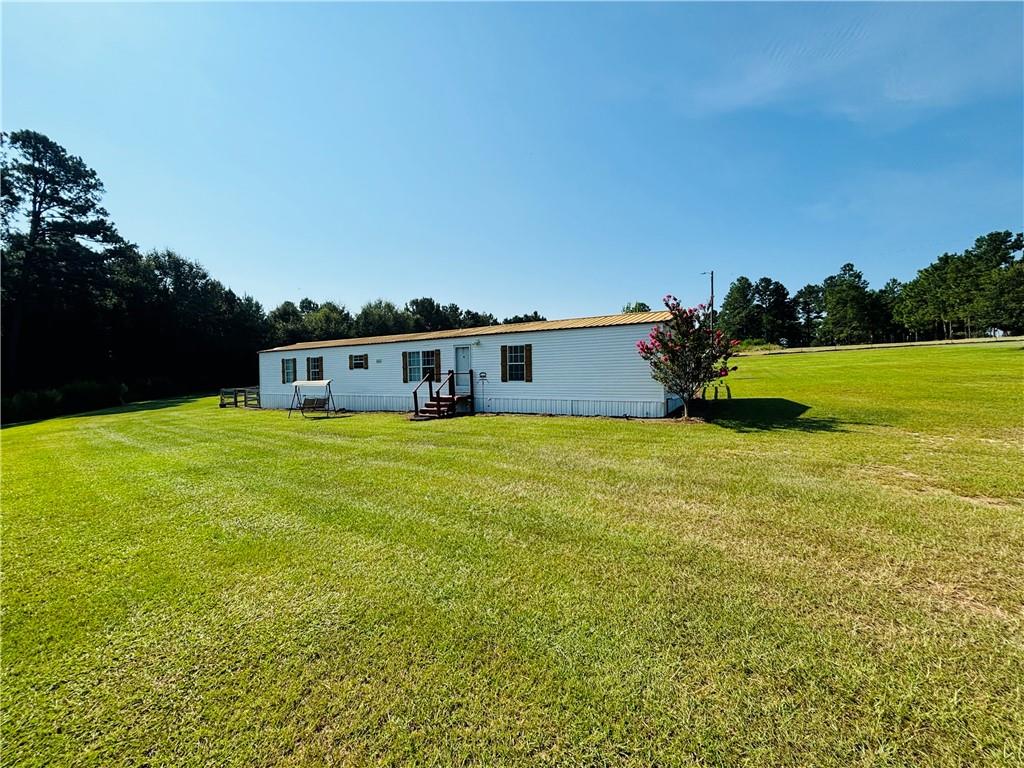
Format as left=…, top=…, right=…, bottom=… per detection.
left=258, top=392, right=667, bottom=418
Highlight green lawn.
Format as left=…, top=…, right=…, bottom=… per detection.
left=2, top=343, right=1022, bottom=767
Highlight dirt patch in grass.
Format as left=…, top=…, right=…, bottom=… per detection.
left=924, top=580, right=1021, bottom=622
left=859, top=465, right=1022, bottom=509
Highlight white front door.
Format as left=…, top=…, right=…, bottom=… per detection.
left=454, top=346, right=472, bottom=394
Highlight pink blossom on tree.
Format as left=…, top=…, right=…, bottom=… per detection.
left=637, top=295, right=738, bottom=418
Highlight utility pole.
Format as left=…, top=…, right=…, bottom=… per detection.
left=702, top=270, right=715, bottom=331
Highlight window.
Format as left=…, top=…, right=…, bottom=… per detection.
left=281, top=357, right=297, bottom=384
left=409, top=350, right=433, bottom=382
left=500, top=344, right=532, bottom=382
left=349, top=354, right=368, bottom=370
left=507, top=345, right=526, bottom=381
left=307, top=356, right=323, bottom=380
left=404, top=349, right=438, bottom=382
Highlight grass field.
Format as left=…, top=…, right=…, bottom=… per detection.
left=2, top=343, right=1022, bottom=767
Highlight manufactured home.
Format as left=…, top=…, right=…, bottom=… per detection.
left=258, top=311, right=679, bottom=418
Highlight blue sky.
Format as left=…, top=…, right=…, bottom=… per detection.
left=3, top=2, right=1022, bottom=318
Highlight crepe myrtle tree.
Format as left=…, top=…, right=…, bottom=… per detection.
left=637, top=295, right=738, bottom=418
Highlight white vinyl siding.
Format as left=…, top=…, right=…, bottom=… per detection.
left=259, top=323, right=668, bottom=417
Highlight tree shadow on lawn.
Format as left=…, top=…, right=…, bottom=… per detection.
left=694, top=398, right=852, bottom=433
left=1, top=394, right=209, bottom=429
left=62, top=394, right=211, bottom=419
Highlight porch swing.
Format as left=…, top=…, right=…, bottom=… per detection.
left=287, top=379, right=340, bottom=418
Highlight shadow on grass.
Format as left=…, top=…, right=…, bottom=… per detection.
left=290, top=412, right=355, bottom=421
left=61, top=394, right=211, bottom=419
left=1, top=394, right=210, bottom=429
left=695, top=398, right=849, bottom=433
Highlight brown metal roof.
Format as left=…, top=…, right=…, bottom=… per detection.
left=260, top=310, right=671, bottom=353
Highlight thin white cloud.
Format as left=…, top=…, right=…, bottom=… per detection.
left=686, top=5, right=1022, bottom=122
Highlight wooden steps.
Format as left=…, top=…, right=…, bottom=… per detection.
left=411, top=369, right=475, bottom=420
left=414, top=394, right=471, bottom=420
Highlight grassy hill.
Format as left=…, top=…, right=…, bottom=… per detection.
left=2, top=343, right=1022, bottom=766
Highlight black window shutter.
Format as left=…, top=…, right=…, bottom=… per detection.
left=524, top=344, right=533, bottom=382
left=500, top=346, right=508, bottom=382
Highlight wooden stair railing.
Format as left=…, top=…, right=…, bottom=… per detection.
left=411, top=372, right=435, bottom=417
left=414, top=369, right=477, bottom=419
left=411, top=369, right=476, bottom=420
left=419, top=371, right=456, bottom=418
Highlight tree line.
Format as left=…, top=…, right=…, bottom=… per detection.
left=2, top=130, right=1020, bottom=421
left=716, top=231, right=1023, bottom=347
left=266, top=298, right=546, bottom=348
left=0, top=130, right=545, bottom=421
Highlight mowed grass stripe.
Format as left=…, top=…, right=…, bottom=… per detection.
left=2, top=343, right=1022, bottom=766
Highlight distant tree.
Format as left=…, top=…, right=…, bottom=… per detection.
left=894, top=232, right=1023, bottom=339
left=897, top=258, right=954, bottom=339
left=1, top=130, right=122, bottom=390
left=354, top=299, right=412, bottom=337
left=718, top=275, right=795, bottom=344
left=108, top=249, right=269, bottom=393
left=406, top=297, right=461, bottom=332
left=752, top=277, right=797, bottom=345
left=305, top=301, right=352, bottom=341
left=931, top=255, right=961, bottom=339
left=1, top=130, right=120, bottom=248
left=503, top=311, right=546, bottom=324
left=792, top=284, right=824, bottom=346
left=893, top=277, right=934, bottom=340
left=298, top=297, right=320, bottom=314
left=991, top=258, right=1024, bottom=335
left=636, top=296, right=737, bottom=419
left=229, top=294, right=272, bottom=354
left=268, top=301, right=307, bottom=345
left=440, top=303, right=464, bottom=328
left=717, top=277, right=759, bottom=341
left=622, top=301, right=651, bottom=313
left=460, top=309, right=498, bottom=328
left=958, top=231, right=1023, bottom=335
left=870, top=278, right=904, bottom=343
left=820, top=263, right=873, bottom=344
